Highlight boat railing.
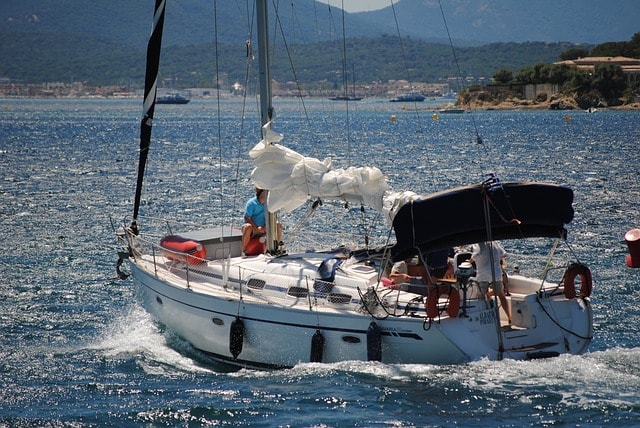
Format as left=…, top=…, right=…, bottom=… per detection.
left=124, top=214, right=390, bottom=256
left=124, top=218, right=575, bottom=302
left=538, top=264, right=569, bottom=294
left=127, top=215, right=227, bottom=237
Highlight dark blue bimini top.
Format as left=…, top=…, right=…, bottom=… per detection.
left=391, top=181, right=574, bottom=261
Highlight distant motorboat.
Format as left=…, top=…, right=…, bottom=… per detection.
left=585, top=107, right=597, bottom=113
left=438, top=107, right=466, bottom=114
left=329, top=95, right=363, bottom=101
left=390, top=93, right=426, bottom=102
left=156, top=93, right=190, bottom=104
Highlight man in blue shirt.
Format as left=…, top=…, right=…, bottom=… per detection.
left=242, top=188, right=266, bottom=256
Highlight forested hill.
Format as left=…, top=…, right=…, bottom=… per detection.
left=0, top=30, right=581, bottom=87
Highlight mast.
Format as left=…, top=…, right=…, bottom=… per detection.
left=256, top=0, right=279, bottom=253
left=133, top=0, right=166, bottom=226
left=256, top=0, right=272, bottom=129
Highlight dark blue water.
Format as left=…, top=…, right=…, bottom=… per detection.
left=1, top=98, right=640, bottom=426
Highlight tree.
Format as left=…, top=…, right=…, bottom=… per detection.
left=629, top=32, right=640, bottom=58
left=548, top=64, right=573, bottom=84
left=564, top=68, right=591, bottom=92
left=492, top=69, right=513, bottom=84
left=560, top=48, right=589, bottom=61
left=591, top=41, right=631, bottom=57
left=515, top=63, right=553, bottom=84
left=592, top=63, right=627, bottom=101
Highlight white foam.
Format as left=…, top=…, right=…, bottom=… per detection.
left=91, top=304, right=212, bottom=374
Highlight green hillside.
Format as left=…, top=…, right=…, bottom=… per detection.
left=0, top=30, right=581, bottom=88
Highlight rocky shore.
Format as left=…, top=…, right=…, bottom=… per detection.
left=460, top=94, right=640, bottom=111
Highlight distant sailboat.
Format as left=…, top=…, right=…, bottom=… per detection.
left=330, top=65, right=362, bottom=101
left=438, top=107, right=465, bottom=114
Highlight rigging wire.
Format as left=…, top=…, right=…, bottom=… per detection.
left=322, top=2, right=349, bottom=157
left=273, top=1, right=376, bottom=247
left=389, top=0, right=437, bottom=191
left=229, top=0, right=257, bottom=228
left=269, top=1, right=313, bottom=141
left=436, top=0, right=490, bottom=175
left=389, top=1, right=423, bottom=121
left=213, top=1, right=225, bottom=225
left=338, top=0, right=352, bottom=166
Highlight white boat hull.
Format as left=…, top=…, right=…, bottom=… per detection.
left=129, top=250, right=592, bottom=369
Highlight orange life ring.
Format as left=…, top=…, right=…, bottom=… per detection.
left=563, top=263, right=592, bottom=299
left=425, top=285, right=460, bottom=319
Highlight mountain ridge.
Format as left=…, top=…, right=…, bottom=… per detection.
left=1, top=0, right=637, bottom=48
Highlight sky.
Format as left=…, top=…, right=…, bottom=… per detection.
left=318, top=0, right=391, bottom=12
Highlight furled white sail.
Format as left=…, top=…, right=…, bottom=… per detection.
left=249, top=124, right=419, bottom=222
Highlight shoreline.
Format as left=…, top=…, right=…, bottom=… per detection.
left=462, top=103, right=640, bottom=111
left=2, top=96, right=639, bottom=111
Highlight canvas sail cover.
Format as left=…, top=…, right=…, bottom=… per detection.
left=249, top=127, right=416, bottom=218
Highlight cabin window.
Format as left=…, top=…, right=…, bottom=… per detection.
left=247, top=278, right=266, bottom=290
left=287, top=286, right=308, bottom=298
left=328, top=293, right=351, bottom=304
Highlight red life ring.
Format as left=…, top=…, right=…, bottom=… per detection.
left=563, top=263, right=592, bottom=299
left=425, top=285, right=460, bottom=319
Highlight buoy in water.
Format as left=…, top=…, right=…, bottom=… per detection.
left=433, top=113, right=439, bottom=120
left=366, top=322, right=382, bottom=362
left=310, top=329, right=325, bottom=363
left=625, top=228, right=640, bottom=268
left=565, top=115, right=571, bottom=123
left=391, top=115, right=397, bottom=123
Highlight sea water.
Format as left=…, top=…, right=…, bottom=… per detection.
left=1, top=98, right=639, bottom=426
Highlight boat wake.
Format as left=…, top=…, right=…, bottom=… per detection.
left=92, top=303, right=640, bottom=412
left=227, top=348, right=640, bottom=409
left=92, top=304, right=213, bottom=375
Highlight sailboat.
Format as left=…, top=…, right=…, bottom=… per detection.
left=115, top=0, right=593, bottom=369
left=329, top=11, right=362, bottom=102
left=330, top=65, right=363, bottom=101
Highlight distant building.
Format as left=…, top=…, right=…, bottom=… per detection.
left=555, top=56, right=640, bottom=86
